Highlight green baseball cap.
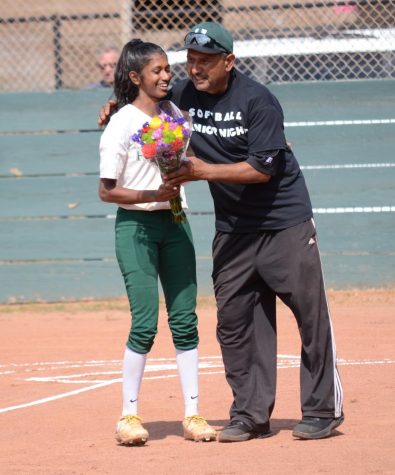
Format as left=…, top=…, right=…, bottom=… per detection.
left=184, top=21, right=233, bottom=54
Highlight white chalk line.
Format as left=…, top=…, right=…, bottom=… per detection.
left=22, top=357, right=395, bottom=383
left=0, top=356, right=216, bottom=370
left=0, top=379, right=121, bottom=414
left=1, top=355, right=394, bottom=414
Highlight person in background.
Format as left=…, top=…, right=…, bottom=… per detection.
left=99, top=39, right=216, bottom=446
left=86, top=45, right=119, bottom=89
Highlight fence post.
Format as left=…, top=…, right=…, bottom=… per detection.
left=51, top=14, right=63, bottom=89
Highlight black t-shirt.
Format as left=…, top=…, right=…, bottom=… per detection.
left=169, top=70, right=313, bottom=232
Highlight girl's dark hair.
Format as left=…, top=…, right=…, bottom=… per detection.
left=114, top=39, right=166, bottom=108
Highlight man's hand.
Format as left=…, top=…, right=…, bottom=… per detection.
left=164, top=155, right=271, bottom=185
left=97, top=99, right=118, bottom=127
left=163, top=156, right=206, bottom=186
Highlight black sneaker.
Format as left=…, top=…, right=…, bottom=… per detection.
left=292, top=413, right=345, bottom=440
left=218, top=420, right=272, bottom=443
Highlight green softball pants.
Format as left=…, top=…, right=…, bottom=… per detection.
left=115, top=208, right=199, bottom=354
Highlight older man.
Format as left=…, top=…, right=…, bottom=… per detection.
left=87, top=45, right=119, bottom=89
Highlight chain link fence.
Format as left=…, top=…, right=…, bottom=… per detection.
left=0, top=0, right=394, bottom=91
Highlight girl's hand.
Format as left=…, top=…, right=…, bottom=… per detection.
left=99, top=179, right=180, bottom=205
left=155, top=183, right=180, bottom=202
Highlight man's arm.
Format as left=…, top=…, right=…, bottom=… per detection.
left=97, top=100, right=118, bottom=127
left=163, top=156, right=271, bottom=186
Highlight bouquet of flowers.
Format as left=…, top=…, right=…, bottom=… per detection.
left=131, top=101, right=192, bottom=224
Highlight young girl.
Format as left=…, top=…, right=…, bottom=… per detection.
left=99, top=39, right=216, bottom=445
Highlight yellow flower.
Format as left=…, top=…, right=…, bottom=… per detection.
left=174, top=125, right=183, bottom=139
left=149, top=116, right=163, bottom=129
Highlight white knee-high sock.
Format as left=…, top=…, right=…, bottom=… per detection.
left=122, top=347, right=147, bottom=416
left=176, top=348, right=199, bottom=417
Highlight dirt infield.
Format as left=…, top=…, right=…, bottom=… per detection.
left=1, top=289, right=394, bottom=475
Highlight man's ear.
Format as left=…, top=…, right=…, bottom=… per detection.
left=128, top=71, right=140, bottom=86
left=224, top=53, right=236, bottom=72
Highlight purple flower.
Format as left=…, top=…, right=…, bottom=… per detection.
left=131, top=133, right=143, bottom=144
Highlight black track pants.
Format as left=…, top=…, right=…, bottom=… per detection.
left=212, top=219, right=343, bottom=428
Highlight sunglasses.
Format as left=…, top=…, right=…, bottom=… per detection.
left=184, top=32, right=230, bottom=53
left=98, top=62, right=117, bottom=70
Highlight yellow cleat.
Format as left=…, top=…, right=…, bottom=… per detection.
left=115, top=415, right=149, bottom=446
left=183, top=415, right=217, bottom=442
